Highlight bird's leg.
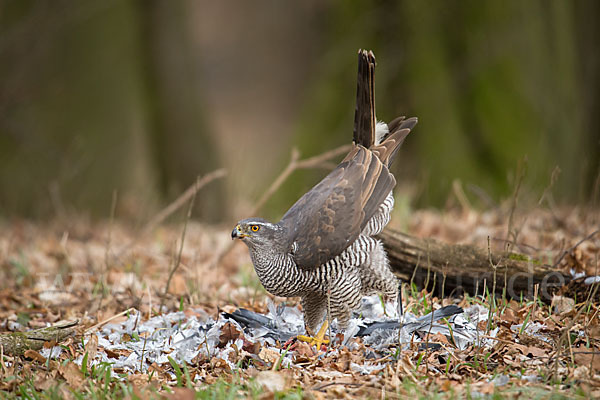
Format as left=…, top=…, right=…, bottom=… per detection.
left=297, top=320, right=329, bottom=349
left=298, top=293, right=329, bottom=349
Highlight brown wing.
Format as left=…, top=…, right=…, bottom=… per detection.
left=370, top=120, right=417, bottom=167
left=279, top=145, right=396, bottom=270
left=353, top=49, right=376, bottom=148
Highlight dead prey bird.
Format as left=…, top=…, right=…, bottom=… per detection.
left=223, top=305, right=464, bottom=347
left=232, top=50, right=417, bottom=347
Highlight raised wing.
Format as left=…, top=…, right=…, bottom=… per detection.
left=279, top=145, right=396, bottom=270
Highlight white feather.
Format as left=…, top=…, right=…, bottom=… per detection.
left=375, top=121, right=389, bottom=145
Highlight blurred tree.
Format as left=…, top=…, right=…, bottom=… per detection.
left=0, top=0, right=597, bottom=222
left=0, top=0, right=222, bottom=221
left=0, top=0, right=159, bottom=219
left=139, top=0, right=224, bottom=222
left=283, top=0, right=597, bottom=211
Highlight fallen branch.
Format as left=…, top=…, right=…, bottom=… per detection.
left=0, top=321, right=78, bottom=356
left=378, top=228, right=564, bottom=299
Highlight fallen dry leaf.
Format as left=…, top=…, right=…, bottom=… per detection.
left=219, top=322, right=242, bottom=347
left=551, top=295, right=575, bottom=315
left=58, top=361, right=84, bottom=389
left=34, top=375, right=57, bottom=391
left=293, top=340, right=316, bottom=359
left=255, top=370, right=290, bottom=392
left=512, top=343, right=548, bottom=358
left=574, top=351, right=600, bottom=372
left=85, top=333, right=98, bottom=360
left=162, top=387, right=196, bottom=400
left=127, top=373, right=150, bottom=387
left=24, top=349, right=46, bottom=363
left=258, top=347, right=281, bottom=365
left=168, top=274, right=187, bottom=296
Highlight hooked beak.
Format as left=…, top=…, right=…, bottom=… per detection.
left=231, top=225, right=245, bottom=240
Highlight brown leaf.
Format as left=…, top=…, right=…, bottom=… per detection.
left=501, top=308, right=520, bottom=324
left=85, top=334, right=99, bottom=361
left=24, top=349, right=46, bottom=363
left=104, top=348, right=124, bottom=359
left=293, top=340, right=316, bottom=360
left=58, top=361, right=84, bottom=389
left=476, top=382, right=495, bottom=394
left=258, top=347, right=281, bottom=365
left=434, top=378, right=452, bottom=392
left=219, top=322, right=242, bottom=347
left=255, top=370, right=290, bottom=393
left=242, top=338, right=260, bottom=354
left=430, top=332, right=450, bottom=345
left=162, top=387, right=196, bottom=400
left=127, top=373, right=150, bottom=387
left=574, top=351, right=600, bottom=372
left=168, top=274, right=187, bottom=296
left=551, top=295, right=575, bottom=315
left=512, top=343, right=548, bottom=358
left=34, top=375, right=57, bottom=391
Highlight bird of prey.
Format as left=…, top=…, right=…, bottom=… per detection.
left=232, top=50, right=417, bottom=346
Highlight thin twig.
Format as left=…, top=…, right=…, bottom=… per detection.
left=213, top=144, right=351, bottom=267
left=487, top=236, right=499, bottom=334
left=96, top=190, right=118, bottom=322
left=251, top=148, right=301, bottom=216
left=410, top=253, right=421, bottom=289
left=552, top=229, right=600, bottom=269
left=104, top=189, right=118, bottom=270
left=424, top=242, right=431, bottom=291
left=161, top=177, right=199, bottom=310
left=251, top=144, right=351, bottom=215
left=144, top=169, right=226, bottom=235
left=441, top=263, right=447, bottom=302
left=506, top=157, right=527, bottom=245
left=311, top=381, right=362, bottom=391
left=140, top=333, right=149, bottom=372
left=424, top=300, right=435, bottom=375
left=117, top=169, right=226, bottom=257
left=452, top=179, right=472, bottom=211
left=85, top=308, right=136, bottom=334
left=552, top=281, right=599, bottom=382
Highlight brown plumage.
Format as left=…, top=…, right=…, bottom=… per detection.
left=232, top=49, right=417, bottom=332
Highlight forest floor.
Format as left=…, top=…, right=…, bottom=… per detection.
left=0, top=202, right=599, bottom=399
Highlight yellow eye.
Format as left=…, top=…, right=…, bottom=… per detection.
left=251, top=225, right=260, bottom=232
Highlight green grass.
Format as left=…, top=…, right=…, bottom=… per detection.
left=1, top=365, right=590, bottom=400
left=0, top=354, right=309, bottom=399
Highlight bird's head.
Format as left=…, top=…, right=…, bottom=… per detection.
left=231, top=218, right=286, bottom=250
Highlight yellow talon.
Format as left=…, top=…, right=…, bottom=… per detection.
left=298, top=320, right=330, bottom=349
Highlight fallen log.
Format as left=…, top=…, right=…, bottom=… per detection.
left=0, top=321, right=78, bottom=356
left=378, top=229, right=569, bottom=301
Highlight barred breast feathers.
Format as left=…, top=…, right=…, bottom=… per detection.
left=361, top=191, right=394, bottom=236
left=248, top=233, right=376, bottom=298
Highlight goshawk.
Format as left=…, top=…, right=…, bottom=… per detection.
left=232, top=50, right=417, bottom=340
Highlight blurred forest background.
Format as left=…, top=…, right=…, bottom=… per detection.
left=0, top=0, right=599, bottom=225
